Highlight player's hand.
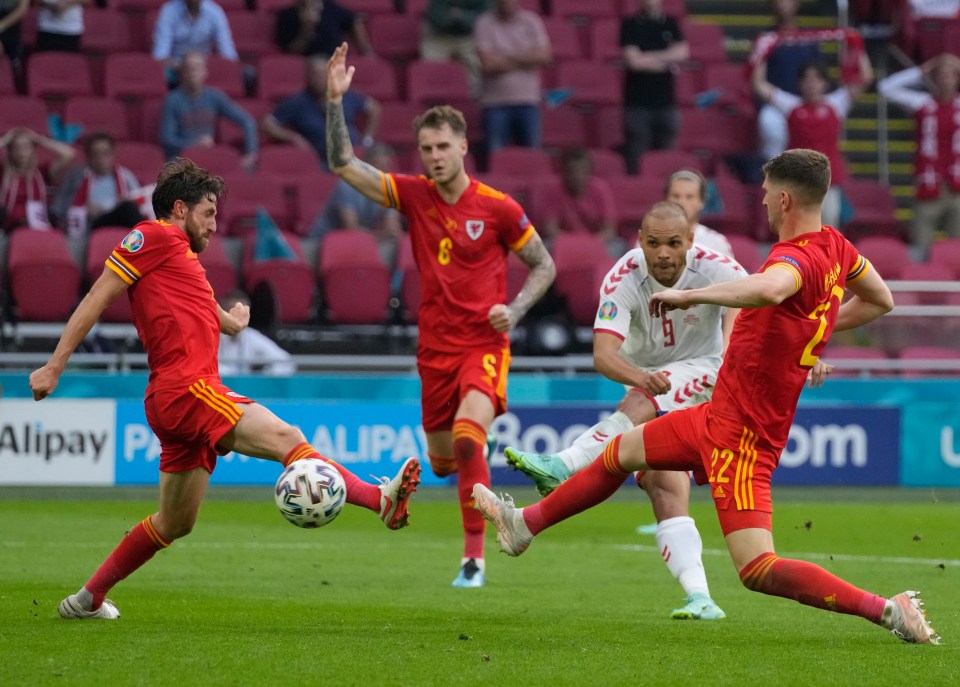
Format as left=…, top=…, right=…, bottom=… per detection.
left=807, top=359, right=833, bottom=388
left=637, top=370, right=671, bottom=396
left=488, top=303, right=516, bottom=333
left=223, top=302, right=250, bottom=336
left=29, top=365, right=61, bottom=401
left=648, top=289, right=690, bottom=317
left=326, top=42, right=355, bottom=102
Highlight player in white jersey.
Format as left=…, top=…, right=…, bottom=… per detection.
left=505, top=201, right=745, bottom=620
left=665, top=169, right=734, bottom=259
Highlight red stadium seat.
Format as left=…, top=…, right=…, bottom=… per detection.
left=217, top=97, right=273, bottom=149
left=242, top=231, right=315, bottom=323
left=27, top=52, right=94, bottom=99
left=681, top=21, right=728, bottom=65
left=396, top=232, right=420, bottom=322
left=348, top=55, right=400, bottom=101
left=228, top=10, right=277, bottom=60
left=7, top=228, right=81, bottom=322
left=104, top=53, right=167, bottom=100
left=589, top=18, right=621, bottom=63
left=555, top=60, right=622, bottom=107
left=639, top=149, right=704, bottom=178
left=854, top=236, right=913, bottom=280
left=541, top=105, right=588, bottom=150
left=702, top=175, right=752, bottom=236
left=542, top=17, right=584, bottom=62
left=85, top=227, right=134, bottom=323
left=724, top=234, right=766, bottom=274
left=587, top=147, right=626, bottom=177
left=551, top=0, right=618, bottom=22
left=114, top=141, right=165, bottom=185
left=205, top=56, right=246, bottom=99
left=198, top=235, right=239, bottom=299
left=898, top=262, right=955, bottom=305
left=673, top=68, right=703, bottom=107
left=180, top=144, right=245, bottom=176
left=135, top=96, right=165, bottom=143
left=64, top=97, right=131, bottom=141
left=368, top=14, right=420, bottom=61
left=823, top=345, right=891, bottom=377
left=591, top=105, right=624, bottom=150
left=928, top=237, right=960, bottom=278
left=219, top=173, right=290, bottom=235
left=488, top=146, right=553, bottom=177
left=376, top=101, right=427, bottom=154
left=703, top=62, right=755, bottom=113
left=256, top=0, right=293, bottom=11
left=840, top=178, right=906, bottom=241
left=0, top=57, right=14, bottom=95
left=317, top=228, right=392, bottom=324
left=259, top=144, right=323, bottom=186
left=0, top=97, right=48, bottom=132
left=82, top=8, right=134, bottom=54
left=407, top=60, right=472, bottom=106
left=678, top=107, right=753, bottom=159
left=607, top=174, right=662, bottom=235
left=292, top=171, right=341, bottom=236
left=551, top=232, right=614, bottom=325
left=341, top=0, right=395, bottom=14
left=257, top=54, right=306, bottom=102
left=899, top=345, right=960, bottom=378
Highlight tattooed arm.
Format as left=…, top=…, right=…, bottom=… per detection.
left=488, top=232, right=557, bottom=333
left=325, top=42, right=391, bottom=204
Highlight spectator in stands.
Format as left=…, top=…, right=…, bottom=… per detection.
left=153, top=0, right=239, bottom=74
left=160, top=52, right=258, bottom=169
left=0, top=0, right=28, bottom=89
left=620, top=0, right=689, bottom=175
left=310, top=143, right=404, bottom=266
left=275, top=0, right=373, bottom=57
left=34, top=0, right=88, bottom=52
left=748, top=0, right=823, bottom=160
left=0, top=126, right=75, bottom=232
left=51, top=132, right=143, bottom=237
left=663, top=169, right=734, bottom=258
left=752, top=51, right=873, bottom=228
left=218, top=291, right=297, bottom=376
left=896, top=1, right=959, bottom=61
left=879, top=53, right=960, bottom=254
left=532, top=148, right=622, bottom=256
left=421, top=0, right=487, bottom=96
left=474, top=0, right=551, bottom=154
left=261, top=55, right=380, bottom=168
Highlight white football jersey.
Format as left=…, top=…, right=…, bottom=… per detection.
left=593, top=244, right=746, bottom=370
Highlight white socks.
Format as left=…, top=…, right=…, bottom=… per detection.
left=557, top=411, right=635, bottom=473
left=656, top=516, right=711, bottom=598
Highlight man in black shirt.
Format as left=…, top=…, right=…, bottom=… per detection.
left=275, top=0, right=373, bottom=57
left=620, top=0, right=689, bottom=175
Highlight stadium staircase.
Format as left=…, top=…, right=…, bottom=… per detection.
left=686, top=0, right=915, bottom=224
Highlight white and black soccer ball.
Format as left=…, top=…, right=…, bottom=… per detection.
left=274, top=459, right=347, bottom=528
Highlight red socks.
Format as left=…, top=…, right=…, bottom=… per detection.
left=452, top=419, right=488, bottom=559
left=86, top=516, right=169, bottom=608
left=523, top=436, right=630, bottom=536
left=740, top=552, right=887, bottom=623
left=283, top=442, right=380, bottom=512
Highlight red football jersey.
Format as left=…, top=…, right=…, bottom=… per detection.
left=709, top=227, right=869, bottom=450
left=105, top=220, right=220, bottom=388
left=384, top=174, right=535, bottom=352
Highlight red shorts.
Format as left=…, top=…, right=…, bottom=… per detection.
left=417, top=345, right=511, bottom=432
left=642, top=402, right=774, bottom=536
left=144, top=378, right=254, bottom=474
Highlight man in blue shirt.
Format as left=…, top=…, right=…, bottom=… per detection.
left=153, top=0, right=238, bottom=72
left=160, top=52, right=258, bottom=169
left=261, top=55, right=380, bottom=168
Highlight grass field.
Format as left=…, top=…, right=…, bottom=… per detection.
left=1, top=485, right=957, bottom=686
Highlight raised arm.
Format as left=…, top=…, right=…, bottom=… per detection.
left=751, top=58, right=776, bottom=104
left=325, top=43, right=391, bottom=203
left=29, top=268, right=129, bottom=400
left=488, top=233, right=556, bottom=332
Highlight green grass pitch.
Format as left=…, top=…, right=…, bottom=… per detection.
left=1, top=485, right=957, bottom=686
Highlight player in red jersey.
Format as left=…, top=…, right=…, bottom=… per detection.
left=30, top=158, right=422, bottom=620
left=475, top=149, right=941, bottom=644
left=325, top=43, right=556, bottom=588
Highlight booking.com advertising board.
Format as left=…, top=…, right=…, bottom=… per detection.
left=6, top=394, right=959, bottom=487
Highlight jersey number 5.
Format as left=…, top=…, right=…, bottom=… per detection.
left=800, top=285, right=845, bottom=367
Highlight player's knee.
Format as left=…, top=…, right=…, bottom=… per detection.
left=278, top=422, right=307, bottom=447
left=429, top=453, right=457, bottom=477
left=638, top=472, right=689, bottom=518
left=155, top=513, right=198, bottom=541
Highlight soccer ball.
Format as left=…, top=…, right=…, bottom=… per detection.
left=274, top=459, right=347, bottom=529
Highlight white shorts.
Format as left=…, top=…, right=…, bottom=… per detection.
left=623, top=358, right=719, bottom=413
